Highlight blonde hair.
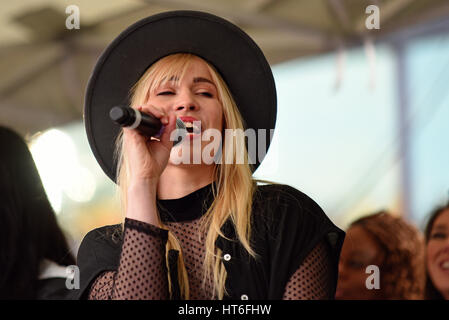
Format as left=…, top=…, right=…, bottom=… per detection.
left=115, top=53, right=256, bottom=299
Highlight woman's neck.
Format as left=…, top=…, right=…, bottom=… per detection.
left=157, top=164, right=215, bottom=199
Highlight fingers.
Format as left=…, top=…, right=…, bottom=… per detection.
left=125, top=104, right=174, bottom=146
left=159, top=113, right=177, bottom=149
left=138, top=104, right=169, bottom=125
left=128, top=104, right=176, bottom=151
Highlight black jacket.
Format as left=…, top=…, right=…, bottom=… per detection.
left=73, top=184, right=344, bottom=300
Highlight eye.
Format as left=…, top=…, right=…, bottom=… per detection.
left=430, top=232, right=447, bottom=239
left=347, top=260, right=365, bottom=269
left=198, top=92, right=213, bottom=98
left=157, top=91, right=174, bottom=96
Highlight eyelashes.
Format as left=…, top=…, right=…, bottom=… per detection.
left=430, top=232, right=447, bottom=239
left=157, top=91, right=174, bottom=96
left=156, top=91, right=214, bottom=98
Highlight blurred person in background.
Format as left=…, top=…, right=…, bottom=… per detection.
left=336, top=211, right=425, bottom=300
left=0, top=126, right=76, bottom=299
left=424, top=201, right=449, bottom=299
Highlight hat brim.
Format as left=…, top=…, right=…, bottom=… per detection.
left=84, top=10, right=277, bottom=183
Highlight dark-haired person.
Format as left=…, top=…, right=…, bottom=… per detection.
left=424, top=202, right=449, bottom=299
left=74, top=11, right=345, bottom=300
left=0, top=126, right=76, bottom=299
left=336, top=211, right=425, bottom=299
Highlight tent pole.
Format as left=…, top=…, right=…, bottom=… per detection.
left=393, top=41, right=412, bottom=221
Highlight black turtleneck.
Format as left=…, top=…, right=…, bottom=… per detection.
left=157, top=183, right=215, bottom=222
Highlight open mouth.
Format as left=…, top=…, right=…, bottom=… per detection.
left=440, top=260, right=449, bottom=270
left=180, top=117, right=201, bottom=135
left=184, top=122, right=195, bottom=133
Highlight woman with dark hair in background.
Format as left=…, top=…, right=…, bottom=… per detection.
left=424, top=202, right=449, bottom=300
left=336, top=211, right=426, bottom=300
left=0, top=126, right=76, bottom=299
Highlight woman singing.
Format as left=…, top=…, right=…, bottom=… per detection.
left=76, top=10, right=344, bottom=300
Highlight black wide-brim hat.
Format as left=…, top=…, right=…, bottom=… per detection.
left=85, top=10, right=277, bottom=183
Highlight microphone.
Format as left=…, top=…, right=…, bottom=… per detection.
left=109, top=105, right=186, bottom=146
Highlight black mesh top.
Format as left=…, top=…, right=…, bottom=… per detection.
left=75, top=183, right=345, bottom=300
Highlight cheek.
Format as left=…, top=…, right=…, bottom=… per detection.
left=207, top=108, right=223, bottom=131
left=350, top=270, right=372, bottom=285
left=214, top=106, right=223, bottom=126
left=426, top=242, right=439, bottom=266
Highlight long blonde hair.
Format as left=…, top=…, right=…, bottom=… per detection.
left=115, top=53, right=256, bottom=299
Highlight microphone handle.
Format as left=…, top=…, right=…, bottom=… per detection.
left=110, top=105, right=162, bottom=137
left=110, top=105, right=186, bottom=146
left=131, top=109, right=163, bottom=137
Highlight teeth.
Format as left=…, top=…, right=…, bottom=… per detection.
left=183, top=121, right=201, bottom=133
left=442, top=261, right=449, bottom=269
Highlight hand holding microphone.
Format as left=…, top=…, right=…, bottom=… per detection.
left=109, top=105, right=186, bottom=145
left=110, top=105, right=185, bottom=187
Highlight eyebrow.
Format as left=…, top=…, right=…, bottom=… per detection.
left=432, top=224, right=447, bottom=231
left=193, top=77, right=215, bottom=86
left=167, top=76, right=215, bottom=86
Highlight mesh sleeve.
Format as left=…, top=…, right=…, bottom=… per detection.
left=282, top=240, right=333, bottom=300
left=88, top=271, right=115, bottom=300
left=87, top=218, right=170, bottom=300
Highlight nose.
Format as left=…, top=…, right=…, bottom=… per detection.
left=175, top=105, right=197, bottom=112
left=173, top=90, right=198, bottom=113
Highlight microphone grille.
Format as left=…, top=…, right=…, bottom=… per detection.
left=109, top=106, right=129, bottom=124
left=173, top=118, right=186, bottom=146
left=175, top=117, right=186, bottom=130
